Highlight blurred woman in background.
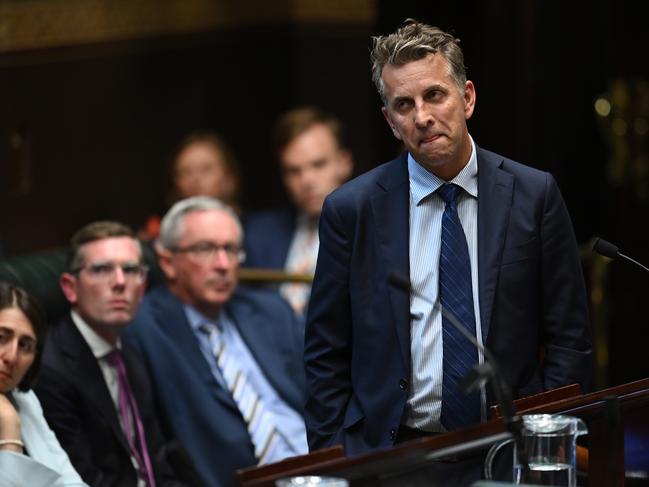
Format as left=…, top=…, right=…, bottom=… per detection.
left=140, top=131, right=242, bottom=240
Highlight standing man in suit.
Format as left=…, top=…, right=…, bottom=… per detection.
left=244, top=107, right=353, bottom=315
left=35, top=221, right=187, bottom=486
left=124, top=197, right=307, bottom=487
left=304, top=20, right=593, bottom=456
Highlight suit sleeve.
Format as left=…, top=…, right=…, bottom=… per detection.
left=539, top=174, right=593, bottom=391
left=304, top=196, right=354, bottom=451
left=33, top=366, right=108, bottom=486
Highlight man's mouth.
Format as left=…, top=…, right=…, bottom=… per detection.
left=421, top=134, right=443, bottom=145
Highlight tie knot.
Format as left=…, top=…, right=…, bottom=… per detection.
left=199, top=322, right=222, bottom=340
left=437, top=183, right=460, bottom=204
left=105, top=348, right=123, bottom=367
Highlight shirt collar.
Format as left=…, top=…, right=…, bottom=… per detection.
left=70, top=309, right=121, bottom=359
left=408, top=136, right=478, bottom=206
left=184, top=304, right=224, bottom=333
left=295, top=210, right=319, bottom=231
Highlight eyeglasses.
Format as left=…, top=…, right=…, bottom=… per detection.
left=170, top=242, right=245, bottom=263
left=72, top=262, right=149, bottom=283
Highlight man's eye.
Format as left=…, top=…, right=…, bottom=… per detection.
left=194, top=244, right=216, bottom=253
left=90, top=264, right=113, bottom=274
left=122, top=265, right=140, bottom=275
left=426, top=90, right=445, bottom=102
left=222, top=245, right=238, bottom=255
left=0, top=332, right=9, bottom=344
left=395, top=100, right=410, bottom=111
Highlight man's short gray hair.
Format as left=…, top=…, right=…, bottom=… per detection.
left=158, top=196, right=244, bottom=249
left=370, top=19, right=467, bottom=105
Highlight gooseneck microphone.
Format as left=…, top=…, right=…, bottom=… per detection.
left=591, top=237, right=649, bottom=273
left=388, top=271, right=529, bottom=476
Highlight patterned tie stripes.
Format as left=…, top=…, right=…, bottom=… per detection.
left=437, top=183, right=481, bottom=430
left=201, top=324, right=280, bottom=464
left=106, top=350, right=156, bottom=487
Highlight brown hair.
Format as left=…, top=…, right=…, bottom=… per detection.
left=370, top=19, right=467, bottom=105
left=67, top=221, right=140, bottom=272
left=165, top=131, right=241, bottom=208
left=0, top=282, right=47, bottom=391
left=273, top=106, right=345, bottom=159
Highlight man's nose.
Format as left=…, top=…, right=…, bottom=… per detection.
left=413, top=102, right=434, bottom=128
left=112, top=266, right=127, bottom=286
left=300, top=167, right=319, bottom=188
left=212, top=248, right=232, bottom=269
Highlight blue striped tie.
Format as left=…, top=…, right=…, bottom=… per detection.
left=437, top=183, right=481, bottom=430
left=200, top=324, right=280, bottom=464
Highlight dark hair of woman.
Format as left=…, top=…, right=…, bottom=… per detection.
left=0, top=282, right=47, bottom=391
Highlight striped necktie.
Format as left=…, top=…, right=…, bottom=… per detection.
left=437, top=183, right=481, bottom=430
left=200, top=323, right=280, bottom=464
left=106, top=349, right=156, bottom=486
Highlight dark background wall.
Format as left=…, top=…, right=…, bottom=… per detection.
left=1, top=0, right=648, bottom=389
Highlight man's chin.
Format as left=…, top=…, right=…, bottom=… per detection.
left=101, top=311, right=134, bottom=327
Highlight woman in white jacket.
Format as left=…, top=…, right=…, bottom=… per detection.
left=0, top=282, right=87, bottom=487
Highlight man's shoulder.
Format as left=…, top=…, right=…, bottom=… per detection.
left=40, top=315, right=78, bottom=362
left=228, top=286, right=295, bottom=317
left=478, top=146, right=550, bottom=182
left=129, top=285, right=183, bottom=333
left=141, top=283, right=178, bottom=309
left=327, top=153, right=408, bottom=203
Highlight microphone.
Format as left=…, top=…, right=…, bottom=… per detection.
left=388, top=271, right=529, bottom=475
left=591, top=237, right=649, bottom=273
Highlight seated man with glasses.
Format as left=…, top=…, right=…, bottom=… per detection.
left=34, top=221, right=189, bottom=486
left=123, top=196, right=308, bottom=487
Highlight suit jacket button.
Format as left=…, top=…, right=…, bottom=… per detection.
left=390, top=428, right=396, bottom=440
left=399, top=379, right=408, bottom=391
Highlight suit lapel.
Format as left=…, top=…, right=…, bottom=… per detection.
left=229, top=295, right=301, bottom=411
left=150, top=287, right=240, bottom=413
left=371, top=155, right=411, bottom=369
left=477, top=148, right=513, bottom=341
left=55, top=316, right=131, bottom=454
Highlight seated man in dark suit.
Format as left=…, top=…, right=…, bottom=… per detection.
left=123, top=196, right=307, bottom=487
left=34, top=221, right=188, bottom=486
left=243, top=107, right=353, bottom=315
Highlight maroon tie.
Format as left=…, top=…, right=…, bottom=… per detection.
left=107, top=349, right=156, bottom=487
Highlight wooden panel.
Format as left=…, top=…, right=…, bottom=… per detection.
left=0, top=0, right=376, bottom=53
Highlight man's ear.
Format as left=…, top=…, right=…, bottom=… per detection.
left=155, top=243, right=176, bottom=281
left=59, top=273, right=78, bottom=305
left=381, top=106, right=403, bottom=141
left=463, top=80, right=476, bottom=120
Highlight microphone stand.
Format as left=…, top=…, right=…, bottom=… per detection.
left=388, top=272, right=530, bottom=477
left=591, top=236, right=649, bottom=273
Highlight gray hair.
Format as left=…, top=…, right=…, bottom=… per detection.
left=370, top=19, right=467, bottom=105
left=158, top=196, right=244, bottom=249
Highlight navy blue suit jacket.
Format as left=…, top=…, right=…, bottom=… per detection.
left=35, top=314, right=185, bottom=487
left=243, top=207, right=297, bottom=269
left=304, top=148, right=593, bottom=455
left=123, top=284, right=306, bottom=487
